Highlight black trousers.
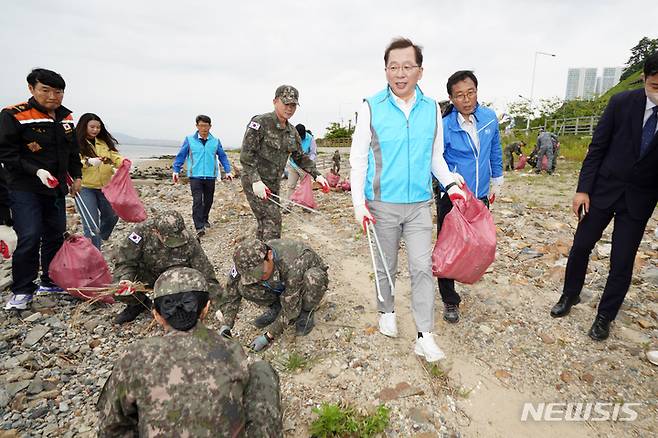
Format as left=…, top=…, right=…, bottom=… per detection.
left=435, top=191, right=490, bottom=305
left=189, top=178, right=216, bottom=231
left=562, top=193, right=649, bottom=320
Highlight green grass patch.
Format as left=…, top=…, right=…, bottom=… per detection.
left=275, top=351, right=314, bottom=372
left=309, top=403, right=390, bottom=438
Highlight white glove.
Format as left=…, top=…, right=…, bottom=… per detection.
left=315, top=175, right=330, bottom=192
left=172, top=172, right=179, bottom=183
left=354, top=204, right=375, bottom=233
left=489, top=177, right=503, bottom=204
left=252, top=181, right=270, bottom=199
left=224, top=172, right=233, bottom=181
left=0, top=225, right=17, bottom=259
left=87, top=157, right=102, bottom=166
left=36, top=169, right=59, bottom=188
left=447, top=184, right=466, bottom=202
left=451, top=172, right=465, bottom=187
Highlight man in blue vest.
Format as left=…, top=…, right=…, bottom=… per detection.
left=286, top=123, right=317, bottom=198
left=172, top=115, right=232, bottom=237
left=349, top=37, right=464, bottom=362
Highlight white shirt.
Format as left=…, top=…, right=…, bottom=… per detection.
left=644, top=97, right=658, bottom=133
left=457, top=112, right=480, bottom=152
left=349, top=91, right=455, bottom=207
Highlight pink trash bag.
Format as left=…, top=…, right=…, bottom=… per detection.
left=289, top=174, right=317, bottom=209
left=49, top=234, right=114, bottom=303
left=326, top=171, right=340, bottom=188
left=541, top=155, right=549, bottom=171
left=432, top=186, right=496, bottom=284
left=340, top=179, right=351, bottom=191
left=514, top=154, right=527, bottom=170
left=102, top=159, right=147, bottom=223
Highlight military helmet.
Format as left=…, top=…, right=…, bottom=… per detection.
left=153, top=211, right=188, bottom=248
left=233, top=239, right=268, bottom=284
left=153, top=267, right=208, bottom=299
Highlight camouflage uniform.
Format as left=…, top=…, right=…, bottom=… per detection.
left=97, top=267, right=282, bottom=437
left=113, top=211, right=221, bottom=304
left=503, top=141, right=523, bottom=171
left=221, top=239, right=328, bottom=337
left=240, top=86, right=320, bottom=240
left=332, top=150, right=341, bottom=174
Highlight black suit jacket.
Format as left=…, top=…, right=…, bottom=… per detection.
left=577, top=89, right=658, bottom=220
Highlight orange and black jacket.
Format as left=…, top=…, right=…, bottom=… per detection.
left=0, top=97, right=82, bottom=196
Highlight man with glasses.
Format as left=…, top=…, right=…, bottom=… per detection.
left=349, top=37, right=464, bottom=362
left=240, top=85, right=329, bottom=241
left=0, top=68, right=83, bottom=310
left=435, top=70, right=504, bottom=324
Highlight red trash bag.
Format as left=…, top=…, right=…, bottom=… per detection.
left=49, top=235, right=114, bottom=303
left=432, top=186, right=496, bottom=284
left=102, top=159, right=147, bottom=223
left=340, top=179, right=351, bottom=191
left=514, top=154, right=527, bottom=170
left=326, top=171, right=340, bottom=188
left=289, top=174, right=317, bottom=209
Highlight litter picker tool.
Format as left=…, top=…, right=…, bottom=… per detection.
left=73, top=193, right=101, bottom=237
left=365, top=221, right=395, bottom=302
left=269, top=193, right=322, bottom=215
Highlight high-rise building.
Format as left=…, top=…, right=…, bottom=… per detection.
left=600, top=67, right=624, bottom=95
left=565, top=66, right=624, bottom=100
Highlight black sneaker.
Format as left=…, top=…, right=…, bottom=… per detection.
left=115, top=304, right=146, bottom=324
left=252, top=301, right=282, bottom=328
left=196, top=229, right=205, bottom=238
left=204, top=221, right=212, bottom=229
left=443, top=303, right=460, bottom=323
left=295, top=310, right=315, bottom=336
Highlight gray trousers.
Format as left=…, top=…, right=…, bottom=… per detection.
left=368, top=200, right=435, bottom=332
left=286, top=162, right=306, bottom=198
left=535, top=144, right=554, bottom=171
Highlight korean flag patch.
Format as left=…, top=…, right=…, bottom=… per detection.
left=248, top=121, right=260, bottom=130
left=230, top=266, right=239, bottom=278
left=128, top=232, right=142, bottom=244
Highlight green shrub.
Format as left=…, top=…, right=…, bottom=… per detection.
left=309, top=403, right=390, bottom=438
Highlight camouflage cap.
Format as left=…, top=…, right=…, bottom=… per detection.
left=274, top=85, right=299, bottom=105
left=233, top=239, right=268, bottom=285
left=153, top=211, right=187, bottom=248
left=153, top=267, right=208, bottom=299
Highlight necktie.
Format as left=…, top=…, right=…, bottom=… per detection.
left=640, top=106, right=657, bottom=157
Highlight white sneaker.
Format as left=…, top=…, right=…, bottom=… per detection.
left=647, top=350, right=658, bottom=366
left=415, top=333, right=446, bottom=362
left=378, top=312, right=398, bottom=338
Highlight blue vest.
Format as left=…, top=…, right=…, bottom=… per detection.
left=301, top=133, right=313, bottom=154
left=186, top=134, right=219, bottom=178
left=365, top=87, right=436, bottom=203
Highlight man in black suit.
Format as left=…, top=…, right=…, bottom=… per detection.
left=550, top=52, right=658, bottom=340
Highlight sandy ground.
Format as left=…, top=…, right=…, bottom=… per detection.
left=1, top=153, right=656, bottom=437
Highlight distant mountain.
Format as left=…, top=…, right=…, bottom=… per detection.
left=114, top=132, right=179, bottom=147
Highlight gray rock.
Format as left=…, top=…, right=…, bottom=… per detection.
left=0, top=340, right=8, bottom=352
left=27, top=379, right=43, bottom=395
left=479, top=325, right=493, bottom=335
left=5, top=380, right=31, bottom=397
left=1, top=353, right=34, bottom=370
left=23, top=312, right=43, bottom=323
left=642, top=267, right=658, bottom=287
left=28, top=405, right=49, bottom=419
left=58, top=402, right=69, bottom=413
left=43, top=316, right=65, bottom=329
left=0, top=388, right=10, bottom=408
left=21, top=325, right=50, bottom=348
left=0, top=276, right=12, bottom=291
left=83, top=319, right=101, bottom=332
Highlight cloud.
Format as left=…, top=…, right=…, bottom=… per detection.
left=1, top=0, right=654, bottom=146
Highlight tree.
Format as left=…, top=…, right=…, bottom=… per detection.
left=324, top=121, right=355, bottom=139
left=621, top=36, right=658, bottom=80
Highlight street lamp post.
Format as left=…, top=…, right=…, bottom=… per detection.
left=526, top=51, right=557, bottom=131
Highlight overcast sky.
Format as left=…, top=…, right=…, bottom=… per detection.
left=1, top=1, right=654, bottom=147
